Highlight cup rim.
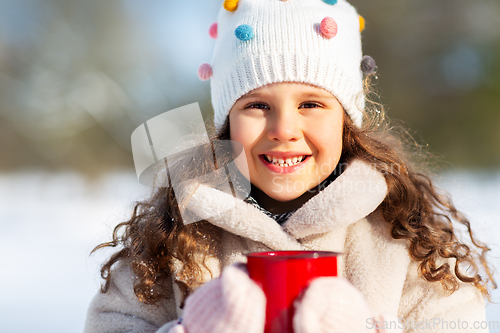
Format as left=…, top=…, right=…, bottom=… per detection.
left=246, top=250, right=342, bottom=260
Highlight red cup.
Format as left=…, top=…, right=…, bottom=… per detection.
left=246, top=250, right=340, bottom=333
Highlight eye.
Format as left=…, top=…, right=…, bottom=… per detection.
left=245, top=102, right=269, bottom=110
left=299, top=102, right=322, bottom=109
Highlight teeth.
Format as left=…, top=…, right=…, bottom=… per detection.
left=265, top=155, right=307, bottom=167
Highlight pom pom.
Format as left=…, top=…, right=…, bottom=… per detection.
left=209, top=23, right=218, bottom=39
left=235, top=24, right=254, bottom=41
left=359, top=15, right=365, bottom=32
left=223, top=0, right=239, bottom=12
left=361, top=56, right=376, bottom=75
left=322, top=0, right=338, bottom=4
left=320, top=17, right=338, bottom=39
left=198, top=63, right=213, bottom=81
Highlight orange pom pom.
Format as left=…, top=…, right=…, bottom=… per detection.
left=223, top=0, right=239, bottom=12
left=359, top=15, right=365, bottom=32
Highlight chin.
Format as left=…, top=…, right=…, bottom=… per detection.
left=265, top=189, right=306, bottom=202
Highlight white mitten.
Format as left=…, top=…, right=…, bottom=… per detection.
left=168, top=264, right=266, bottom=333
left=293, top=277, right=377, bottom=333
left=371, top=313, right=403, bottom=333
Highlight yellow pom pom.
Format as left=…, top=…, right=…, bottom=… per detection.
left=223, top=0, right=239, bottom=12
left=359, top=15, right=365, bottom=32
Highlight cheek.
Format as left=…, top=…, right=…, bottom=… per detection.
left=317, top=114, right=343, bottom=144
left=329, top=127, right=344, bottom=157
left=317, top=136, right=342, bottom=161
left=228, top=113, right=240, bottom=140
left=229, top=114, right=264, bottom=147
left=229, top=115, right=264, bottom=184
left=229, top=115, right=246, bottom=147
left=229, top=114, right=257, bottom=165
left=313, top=116, right=344, bottom=164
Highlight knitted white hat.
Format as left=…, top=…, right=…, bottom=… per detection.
left=198, top=0, right=369, bottom=130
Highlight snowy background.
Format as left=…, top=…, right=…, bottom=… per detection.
left=0, top=170, right=498, bottom=332
left=0, top=0, right=499, bottom=331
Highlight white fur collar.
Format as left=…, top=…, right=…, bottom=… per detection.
left=182, top=159, right=388, bottom=249
left=282, top=159, right=388, bottom=238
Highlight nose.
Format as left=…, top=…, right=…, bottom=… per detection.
left=266, top=110, right=302, bottom=142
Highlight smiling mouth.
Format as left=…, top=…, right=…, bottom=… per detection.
left=262, top=154, right=309, bottom=168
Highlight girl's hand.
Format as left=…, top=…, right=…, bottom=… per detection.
left=168, top=264, right=266, bottom=333
left=293, top=277, right=402, bottom=333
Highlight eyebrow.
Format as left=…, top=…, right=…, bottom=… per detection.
left=243, top=90, right=270, bottom=98
left=242, top=91, right=334, bottom=99
left=301, top=92, right=335, bottom=99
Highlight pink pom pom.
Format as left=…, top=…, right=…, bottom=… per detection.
left=198, top=63, right=213, bottom=81
left=209, top=23, right=218, bottom=39
left=320, top=17, right=338, bottom=39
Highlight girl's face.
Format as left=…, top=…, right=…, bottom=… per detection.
left=229, top=82, right=344, bottom=204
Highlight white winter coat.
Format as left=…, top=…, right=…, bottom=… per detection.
left=83, top=159, right=488, bottom=333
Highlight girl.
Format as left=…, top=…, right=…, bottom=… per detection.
left=84, top=0, right=496, bottom=332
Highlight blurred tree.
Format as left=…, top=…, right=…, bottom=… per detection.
left=0, top=0, right=499, bottom=175
left=351, top=0, right=500, bottom=168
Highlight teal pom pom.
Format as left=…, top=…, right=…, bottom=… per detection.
left=323, top=0, right=338, bottom=4
left=235, top=24, right=254, bottom=41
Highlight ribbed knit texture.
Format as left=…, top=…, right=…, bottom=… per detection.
left=210, top=0, right=364, bottom=130
left=179, top=265, right=266, bottom=333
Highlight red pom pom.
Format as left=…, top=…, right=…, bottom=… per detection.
left=320, top=17, right=338, bottom=39
left=198, top=63, right=213, bottom=81
left=209, top=23, right=218, bottom=39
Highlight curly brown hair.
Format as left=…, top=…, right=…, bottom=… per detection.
left=92, top=75, right=497, bottom=306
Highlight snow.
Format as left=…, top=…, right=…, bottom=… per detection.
left=0, top=169, right=498, bottom=332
